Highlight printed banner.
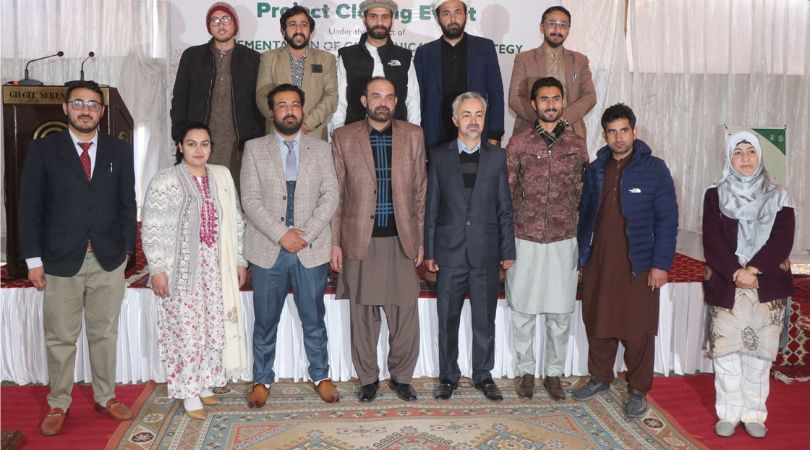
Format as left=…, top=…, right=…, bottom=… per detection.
left=168, top=0, right=558, bottom=138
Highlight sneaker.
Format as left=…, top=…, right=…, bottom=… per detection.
left=744, top=422, right=767, bottom=438
left=624, top=392, right=648, bottom=418
left=572, top=377, right=610, bottom=401
left=714, top=421, right=737, bottom=437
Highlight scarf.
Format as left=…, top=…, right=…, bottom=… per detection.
left=534, top=119, right=567, bottom=147
left=708, top=131, right=791, bottom=265
left=208, top=165, right=249, bottom=378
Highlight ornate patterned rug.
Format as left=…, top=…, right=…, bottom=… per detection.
left=107, top=378, right=705, bottom=449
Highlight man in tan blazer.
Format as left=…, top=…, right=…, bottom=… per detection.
left=241, top=84, right=339, bottom=408
left=256, top=6, right=338, bottom=141
left=330, top=77, right=427, bottom=403
left=508, top=6, right=596, bottom=140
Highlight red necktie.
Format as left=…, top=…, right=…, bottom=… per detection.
left=78, top=142, right=92, bottom=180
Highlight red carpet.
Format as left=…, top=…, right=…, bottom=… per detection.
left=0, top=383, right=145, bottom=449
left=650, top=374, right=810, bottom=449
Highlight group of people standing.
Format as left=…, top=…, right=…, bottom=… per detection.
left=18, top=0, right=794, bottom=441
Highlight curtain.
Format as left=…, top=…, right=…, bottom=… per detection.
left=563, top=0, right=809, bottom=255
left=0, top=0, right=173, bottom=217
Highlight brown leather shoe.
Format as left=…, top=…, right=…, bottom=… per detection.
left=516, top=374, right=535, bottom=399
left=40, top=408, right=69, bottom=436
left=247, top=383, right=269, bottom=408
left=314, top=379, right=340, bottom=403
left=94, top=398, right=133, bottom=421
left=544, top=376, right=566, bottom=401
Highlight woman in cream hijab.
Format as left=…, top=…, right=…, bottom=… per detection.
left=702, top=131, right=794, bottom=438
left=142, top=123, right=248, bottom=419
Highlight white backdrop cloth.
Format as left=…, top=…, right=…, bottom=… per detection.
left=1, top=283, right=713, bottom=385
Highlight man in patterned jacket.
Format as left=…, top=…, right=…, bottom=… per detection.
left=505, top=77, right=589, bottom=401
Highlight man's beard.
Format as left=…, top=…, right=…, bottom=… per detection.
left=69, top=115, right=99, bottom=134
left=545, top=32, right=565, bottom=48
left=440, top=21, right=465, bottom=40
left=284, top=32, right=309, bottom=50
left=460, top=124, right=481, bottom=140
left=274, top=114, right=303, bottom=135
left=366, top=24, right=391, bottom=40
left=540, top=108, right=562, bottom=123
left=367, top=105, right=392, bottom=122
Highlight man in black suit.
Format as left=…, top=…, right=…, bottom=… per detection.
left=19, top=80, right=137, bottom=436
left=424, top=91, right=516, bottom=401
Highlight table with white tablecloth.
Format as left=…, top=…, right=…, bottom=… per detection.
left=0, top=281, right=713, bottom=385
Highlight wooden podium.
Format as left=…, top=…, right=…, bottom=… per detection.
left=2, top=85, right=133, bottom=279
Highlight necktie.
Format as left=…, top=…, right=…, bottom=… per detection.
left=78, top=142, right=93, bottom=180
left=284, top=140, right=297, bottom=181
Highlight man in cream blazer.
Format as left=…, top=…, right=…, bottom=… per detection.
left=241, top=84, right=339, bottom=408
left=255, top=6, right=338, bottom=141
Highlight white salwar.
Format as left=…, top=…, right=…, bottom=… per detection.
left=708, top=291, right=786, bottom=425
left=506, top=237, right=578, bottom=377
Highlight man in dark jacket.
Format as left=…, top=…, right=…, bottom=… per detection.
left=425, top=91, right=515, bottom=402
left=330, top=0, right=420, bottom=131
left=573, top=103, right=678, bottom=419
left=19, top=80, right=137, bottom=436
left=414, top=0, right=504, bottom=148
left=170, top=2, right=264, bottom=185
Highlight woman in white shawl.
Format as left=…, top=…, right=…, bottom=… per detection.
left=702, top=131, right=794, bottom=438
left=142, top=123, right=248, bottom=419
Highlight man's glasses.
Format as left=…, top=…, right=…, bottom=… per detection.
left=67, top=99, right=102, bottom=112
left=544, top=20, right=570, bottom=30
left=208, top=15, right=233, bottom=26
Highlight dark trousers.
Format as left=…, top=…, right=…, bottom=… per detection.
left=436, top=262, right=501, bottom=385
left=587, top=332, right=656, bottom=393
left=250, top=251, right=329, bottom=384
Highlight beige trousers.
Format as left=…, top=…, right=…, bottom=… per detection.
left=43, top=253, right=126, bottom=410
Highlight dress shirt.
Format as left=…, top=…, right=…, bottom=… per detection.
left=26, top=129, right=99, bottom=269
left=330, top=41, right=421, bottom=134
left=457, top=138, right=481, bottom=154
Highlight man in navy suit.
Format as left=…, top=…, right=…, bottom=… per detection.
left=424, top=91, right=515, bottom=401
left=414, top=0, right=504, bottom=148
left=19, top=80, right=136, bottom=436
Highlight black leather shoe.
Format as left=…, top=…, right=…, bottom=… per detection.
left=388, top=379, right=417, bottom=401
left=433, top=379, right=459, bottom=400
left=358, top=380, right=379, bottom=402
left=474, top=378, right=503, bottom=401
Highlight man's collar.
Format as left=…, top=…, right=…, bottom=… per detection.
left=287, top=46, right=308, bottom=60
left=457, top=138, right=481, bottom=154
left=441, top=32, right=466, bottom=47
left=68, top=128, right=98, bottom=146
left=366, top=119, right=392, bottom=134
left=274, top=130, right=302, bottom=146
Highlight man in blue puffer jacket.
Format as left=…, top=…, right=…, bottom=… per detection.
left=572, top=103, right=678, bottom=419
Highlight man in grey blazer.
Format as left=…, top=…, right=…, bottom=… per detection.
left=256, top=6, right=338, bottom=141
left=425, top=91, right=516, bottom=401
left=241, top=84, right=340, bottom=408
left=508, top=6, right=596, bottom=140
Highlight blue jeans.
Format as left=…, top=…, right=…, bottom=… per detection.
left=251, top=251, right=329, bottom=384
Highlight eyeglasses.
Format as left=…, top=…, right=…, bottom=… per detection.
left=67, top=99, right=102, bottom=112
left=208, top=15, right=233, bottom=26
left=544, top=20, right=570, bottom=30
